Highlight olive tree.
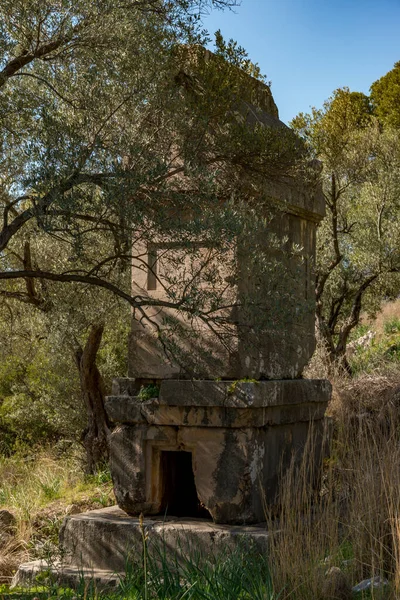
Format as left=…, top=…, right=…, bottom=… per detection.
left=292, top=88, right=400, bottom=372
left=1, top=0, right=305, bottom=467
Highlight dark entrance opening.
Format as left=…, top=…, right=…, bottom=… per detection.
left=160, top=451, right=211, bottom=519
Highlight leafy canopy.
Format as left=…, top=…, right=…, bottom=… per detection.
left=370, top=61, right=400, bottom=129
left=292, top=82, right=400, bottom=370
left=0, top=0, right=305, bottom=364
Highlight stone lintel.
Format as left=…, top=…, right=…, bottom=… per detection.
left=106, top=398, right=327, bottom=427
left=111, top=378, right=331, bottom=407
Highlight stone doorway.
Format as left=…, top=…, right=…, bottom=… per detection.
left=160, top=450, right=211, bottom=519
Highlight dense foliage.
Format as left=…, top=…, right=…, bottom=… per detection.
left=0, top=0, right=305, bottom=466
left=292, top=63, right=400, bottom=371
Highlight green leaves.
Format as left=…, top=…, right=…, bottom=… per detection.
left=294, top=81, right=400, bottom=367
left=370, top=61, right=400, bottom=129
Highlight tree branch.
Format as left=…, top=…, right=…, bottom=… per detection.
left=0, top=39, right=64, bottom=88
left=336, top=274, right=379, bottom=354
left=12, top=72, right=79, bottom=108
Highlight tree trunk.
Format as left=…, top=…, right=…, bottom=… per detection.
left=316, top=314, right=353, bottom=376
left=334, top=329, right=353, bottom=375
left=74, top=323, right=110, bottom=474
left=331, top=345, right=352, bottom=375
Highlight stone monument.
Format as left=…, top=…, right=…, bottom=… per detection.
left=106, top=50, right=330, bottom=525
left=14, top=49, right=331, bottom=587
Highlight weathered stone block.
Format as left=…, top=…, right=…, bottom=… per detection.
left=127, top=56, right=325, bottom=381
left=128, top=208, right=323, bottom=380
left=106, top=379, right=330, bottom=524
left=59, top=507, right=270, bottom=571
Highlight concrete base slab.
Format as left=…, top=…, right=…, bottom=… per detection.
left=60, top=506, right=270, bottom=572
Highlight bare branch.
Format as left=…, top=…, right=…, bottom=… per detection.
left=12, top=72, right=80, bottom=108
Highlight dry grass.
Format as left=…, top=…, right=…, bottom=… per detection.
left=0, top=447, right=114, bottom=584
left=271, top=302, right=400, bottom=600
left=330, top=371, right=400, bottom=422
left=0, top=536, right=27, bottom=584
left=372, top=300, right=400, bottom=341
left=267, top=371, right=400, bottom=600
left=265, top=431, right=341, bottom=600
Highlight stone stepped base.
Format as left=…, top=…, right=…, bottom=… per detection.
left=13, top=506, right=271, bottom=589
left=12, top=560, right=122, bottom=590
left=60, top=506, right=270, bottom=571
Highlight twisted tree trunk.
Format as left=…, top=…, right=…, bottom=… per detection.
left=74, top=323, right=110, bottom=473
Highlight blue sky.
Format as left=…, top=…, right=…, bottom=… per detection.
left=203, top=0, right=400, bottom=124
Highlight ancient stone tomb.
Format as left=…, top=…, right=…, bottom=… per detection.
left=105, top=52, right=331, bottom=525
left=106, top=378, right=330, bottom=524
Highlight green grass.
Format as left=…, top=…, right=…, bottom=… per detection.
left=0, top=449, right=114, bottom=520
left=0, top=447, right=115, bottom=584
left=349, top=334, right=400, bottom=374
left=349, top=322, right=371, bottom=341
left=0, top=542, right=276, bottom=600
left=384, top=317, right=400, bottom=335
left=348, top=312, right=400, bottom=375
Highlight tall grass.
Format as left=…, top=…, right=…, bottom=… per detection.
left=0, top=450, right=79, bottom=519
left=0, top=448, right=114, bottom=519
left=0, top=447, right=114, bottom=585
left=3, top=541, right=276, bottom=600
left=119, top=539, right=275, bottom=600
left=267, top=371, right=400, bottom=600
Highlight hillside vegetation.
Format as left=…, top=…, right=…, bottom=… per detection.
left=1, top=1, right=400, bottom=598
left=0, top=303, right=399, bottom=599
